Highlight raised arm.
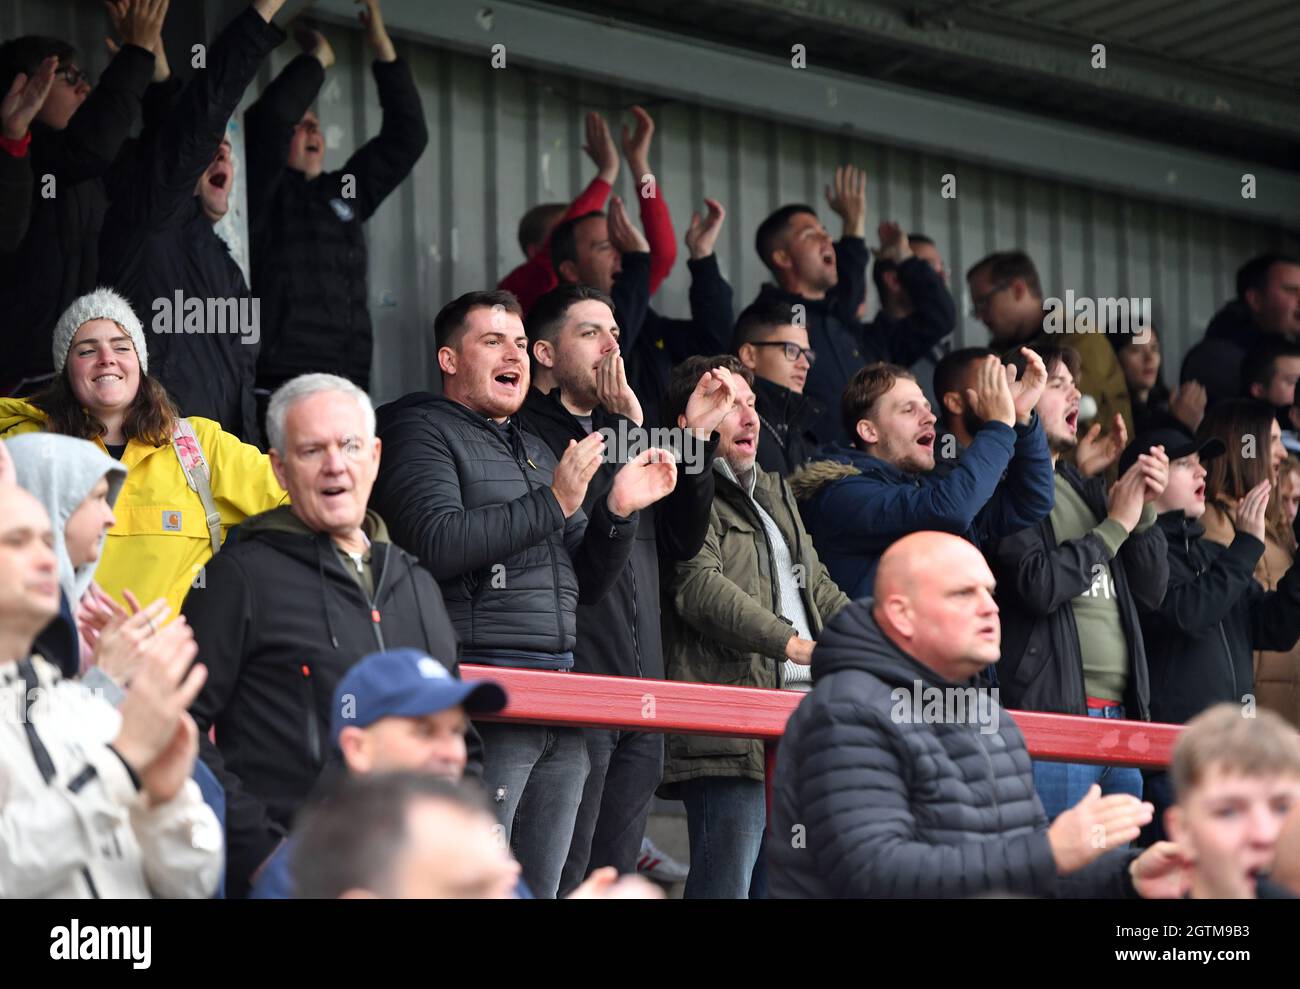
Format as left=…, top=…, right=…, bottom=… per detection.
left=621, top=105, right=676, bottom=291
left=110, top=3, right=285, bottom=228
left=331, top=1, right=428, bottom=222
left=244, top=28, right=329, bottom=230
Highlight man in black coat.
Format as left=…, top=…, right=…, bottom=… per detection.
left=733, top=298, right=822, bottom=476
left=988, top=348, right=1170, bottom=821
left=0, top=6, right=164, bottom=395
left=369, top=289, right=677, bottom=898
left=185, top=372, right=466, bottom=899
left=100, top=0, right=292, bottom=444
left=866, top=225, right=956, bottom=404
left=515, top=284, right=736, bottom=893
left=247, top=4, right=427, bottom=400
left=0, top=55, right=56, bottom=255
left=1180, top=253, right=1300, bottom=408
left=768, top=531, right=1188, bottom=899
left=551, top=196, right=733, bottom=427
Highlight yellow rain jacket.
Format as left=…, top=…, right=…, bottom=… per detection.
left=0, top=400, right=288, bottom=614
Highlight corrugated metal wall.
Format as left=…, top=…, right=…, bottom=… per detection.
left=6, top=0, right=1295, bottom=402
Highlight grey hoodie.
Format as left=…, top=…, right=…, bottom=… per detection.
left=5, top=433, right=126, bottom=606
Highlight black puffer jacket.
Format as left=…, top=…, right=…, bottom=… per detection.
left=1141, top=511, right=1300, bottom=725
left=247, top=55, right=427, bottom=392
left=183, top=507, right=464, bottom=898
left=768, top=599, right=1141, bottom=898
left=99, top=7, right=283, bottom=443
left=988, top=463, right=1168, bottom=720
left=516, top=386, right=716, bottom=679
left=370, top=393, right=637, bottom=665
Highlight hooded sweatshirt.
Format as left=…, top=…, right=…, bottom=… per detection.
left=6, top=434, right=126, bottom=679
left=183, top=504, right=465, bottom=897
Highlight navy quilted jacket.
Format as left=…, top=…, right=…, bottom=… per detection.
left=768, top=599, right=1140, bottom=898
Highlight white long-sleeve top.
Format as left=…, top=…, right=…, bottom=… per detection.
left=0, top=655, right=223, bottom=898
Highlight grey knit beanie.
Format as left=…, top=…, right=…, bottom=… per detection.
left=51, top=287, right=148, bottom=374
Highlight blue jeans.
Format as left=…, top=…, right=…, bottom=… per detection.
left=1032, top=705, right=1144, bottom=822
left=680, top=777, right=766, bottom=899
left=477, top=722, right=590, bottom=899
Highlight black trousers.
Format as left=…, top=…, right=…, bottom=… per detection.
left=559, top=729, right=664, bottom=896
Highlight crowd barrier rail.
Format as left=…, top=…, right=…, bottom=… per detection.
left=461, top=665, right=1182, bottom=769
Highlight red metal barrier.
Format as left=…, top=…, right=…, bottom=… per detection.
left=460, top=665, right=1183, bottom=769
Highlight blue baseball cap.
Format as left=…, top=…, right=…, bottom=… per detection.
left=330, top=648, right=507, bottom=746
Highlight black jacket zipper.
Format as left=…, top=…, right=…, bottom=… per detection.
left=300, top=664, right=322, bottom=766
left=507, top=422, right=566, bottom=654
left=368, top=544, right=393, bottom=652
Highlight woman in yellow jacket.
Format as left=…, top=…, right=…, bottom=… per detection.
left=0, top=287, right=287, bottom=615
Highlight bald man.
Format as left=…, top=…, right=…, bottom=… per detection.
left=767, top=531, right=1188, bottom=898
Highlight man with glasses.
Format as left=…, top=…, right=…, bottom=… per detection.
left=967, top=250, right=1133, bottom=439
left=734, top=299, right=822, bottom=476
left=0, top=0, right=169, bottom=396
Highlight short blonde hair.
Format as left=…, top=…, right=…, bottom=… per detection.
left=1172, top=704, right=1300, bottom=800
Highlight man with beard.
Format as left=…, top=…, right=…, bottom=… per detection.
left=790, top=350, right=1053, bottom=599
left=515, top=283, right=735, bottom=893
left=966, top=249, right=1132, bottom=440
left=369, top=289, right=677, bottom=898
left=987, top=345, right=1170, bottom=822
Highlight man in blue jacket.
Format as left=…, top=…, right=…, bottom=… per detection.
left=790, top=348, right=1054, bottom=598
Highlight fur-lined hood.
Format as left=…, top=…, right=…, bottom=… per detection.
left=788, top=459, right=862, bottom=501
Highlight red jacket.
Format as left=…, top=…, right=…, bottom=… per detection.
left=498, top=176, right=677, bottom=313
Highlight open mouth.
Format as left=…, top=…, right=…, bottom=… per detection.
left=209, top=172, right=229, bottom=190
left=306, top=143, right=322, bottom=154
left=733, top=435, right=756, bottom=452
left=92, top=373, right=122, bottom=383
left=321, top=485, right=349, bottom=499
left=916, top=432, right=935, bottom=450
left=1194, top=483, right=1206, bottom=499
left=494, top=371, right=521, bottom=389
left=1065, top=409, right=1079, bottom=432
left=821, top=250, right=835, bottom=266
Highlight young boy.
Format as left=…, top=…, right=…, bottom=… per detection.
left=1137, top=427, right=1300, bottom=839
left=1166, top=703, right=1300, bottom=898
